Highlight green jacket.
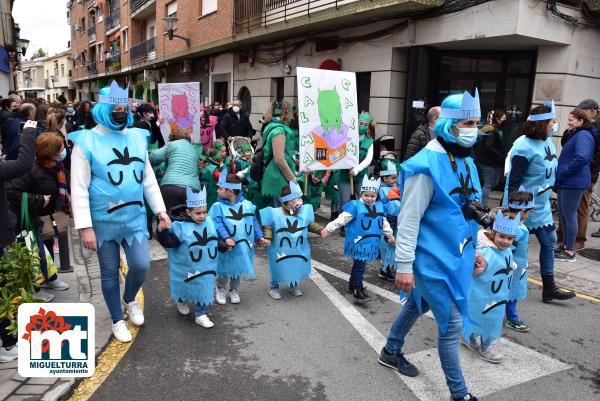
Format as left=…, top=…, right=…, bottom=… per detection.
left=149, top=139, right=200, bottom=190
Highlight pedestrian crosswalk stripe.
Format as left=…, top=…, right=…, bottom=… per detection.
left=310, top=261, right=571, bottom=401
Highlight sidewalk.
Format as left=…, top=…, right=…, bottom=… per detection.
left=0, top=227, right=112, bottom=401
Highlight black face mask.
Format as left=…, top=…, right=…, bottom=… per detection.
left=111, top=111, right=128, bottom=128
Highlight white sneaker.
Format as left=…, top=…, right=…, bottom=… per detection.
left=34, top=290, right=54, bottom=302
left=0, top=346, right=17, bottom=363
left=124, top=300, right=144, bottom=326
left=229, top=289, right=240, bottom=304
left=41, top=279, right=70, bottom=291
left=111, top=320, right=132, bottom=343
left=478, top=345, right=503, bottom=363
left=268, top=288, right=282, bottom=300
left=288, top=286, right=303, bottom=297
left=176, top=302, right=190, bottom=316
left=215, top=288, right=227, bottom=305
left=194, top=314, right=214, bottom=328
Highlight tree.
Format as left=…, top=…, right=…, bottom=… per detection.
left=30, top=48, right=48, bottom=59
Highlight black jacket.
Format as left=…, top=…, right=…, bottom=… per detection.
left=403, top=124, right=432, bottom=161
left=134, top=119, right=164, bottom=148
left=0, top=127, right=37, bottom=248
left=0, top=109, right=16, bottom=143
left=218, top=110, right=254, bottom=140
left=589, top=120, right=600, bottom=183
left=475, top=125, right=506, bottom=167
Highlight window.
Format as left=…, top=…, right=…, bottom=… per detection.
left=315, top=38, right=338, bottom=52
left=61, top=65, right=65, bottom=77
left=98, top=43, right=104, bottom=60
left=68, top=69, right=72, bottom=77
left=356, top=72, right=371, bottom=114
left=96, top=6, right=103, bottom=20
left=47, top=95, right=51, bottom=102
left=201, top=0, right=217, bottom=16
left=272, top=77, right=284, bottom=102
left=122, top=28, right=129, bottom=51
left=167, top=1, right=177, bottom=17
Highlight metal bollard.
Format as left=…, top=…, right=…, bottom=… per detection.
left=57, top=232, right=73, bottom=272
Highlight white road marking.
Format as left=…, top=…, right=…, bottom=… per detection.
left=310, top=260, right=571, bottom=401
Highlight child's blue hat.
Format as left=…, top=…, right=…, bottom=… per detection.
left=279, top=181, right=303, bottom=203
left=528, top=100, right=555, bottom=122
left=361, top=175, right=381, bottom=193
left=217, top=168, right=242, bottom=190
left=493, top=210, right=521, bottom=236
left=187, top=186, right=207, bottom=208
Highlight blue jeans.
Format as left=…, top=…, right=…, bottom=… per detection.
left=195, top=303, right=207, bottom=317
left=480, top=164, right=501, bottom=208
left=557, top=188, right=586, bottom=251
left=349, top=259, right=367, bottom=288
left=480, top=337, right=492, bottom=352
left=384, top=293, right=468, bottom=399
left=97, top=237, right=150, bottom=322
left=530, top=225, right=557, bottom=276
left=505, top=300, right=519, bottom=322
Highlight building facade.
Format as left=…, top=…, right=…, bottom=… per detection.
left=15, top=58, right=45, bottom=99
left=0, top=0, right=29, bottom=96
left=68, top=0, right=600, bottom=153
left=42, top=51, right=75, bottom=102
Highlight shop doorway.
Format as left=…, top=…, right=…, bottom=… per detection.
left=213, top=80, right=229, bottom=105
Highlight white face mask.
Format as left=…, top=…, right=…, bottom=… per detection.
left=551, top=122, right=559, bottom=136
left=455, top=127, right=478, bottom=148
left=232, top=106, right=240, bottom=113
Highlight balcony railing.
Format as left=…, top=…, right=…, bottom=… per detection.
left=105, top=7, right=120, bottom=32
left=233, top=0, right=361, bottom=34
left=131, top=0, right=154, bottom=14
left=86, top=61, right=97, bottom=76
left=87, top=25, right=96, bottom=42
left=105, top=52, right=121, bottom=73
left=130, top=37, right=156, bottom=63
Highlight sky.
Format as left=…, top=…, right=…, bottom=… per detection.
left=12, top=0, right=71, bottom=59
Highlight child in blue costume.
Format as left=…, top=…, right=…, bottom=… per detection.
left=209, top=172, right=269, bottom=305
left=465, top=209, right=519, bottom=364
left=504, top=188, right=534, bottom=333
left=156, top=187, right=228, bottom=328
left=322, top=176, right=395, bottom=300
left=260, top=182, right=325, bottom=300
left=378, top=89, right=482, bottom=401
left=378, top=160, right=402, bottom=283
left=69, top=81, right=171, bottom=343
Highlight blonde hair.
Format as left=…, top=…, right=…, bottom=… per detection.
left=47, top=107, right=66, bottom=133
left=263, top=100, right=293, bottom=126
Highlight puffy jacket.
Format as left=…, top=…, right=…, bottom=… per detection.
left=149, top=138, right=200, bottom=190
left=218, top=109, right=254, bottom=140
left=403, top=124, right=431, bottom=161
left=475, top=125, right=505, bottom=167
left=556, top=125, right=597, bottom=190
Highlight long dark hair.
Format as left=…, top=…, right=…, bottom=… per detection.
left=523, top=105, right=552, bottom=140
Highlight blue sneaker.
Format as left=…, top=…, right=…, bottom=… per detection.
left=378, top=347, right=419, bottom=377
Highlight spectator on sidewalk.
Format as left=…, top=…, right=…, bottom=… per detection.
left=555, top=110, right=596, bottom=262
left=218, top=99, right=253, bottom=141
left=134, top=103, right=164, bottom=148
left=0, top=98, right=18, bottom=146
left=475, top=109, right=507, bottom=208
left=403, top=106, right=440, bottom=161
left=3, top=103, right=36, bottom=160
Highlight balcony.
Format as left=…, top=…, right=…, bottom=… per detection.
left=130, top=0, right=156, bottom=19
left=130, top=37, right=156, bottom=64
left=86, top=61, right=97, bottom=76
left=87, top=25, right=96, bottom=42
left=105, top=52, right=121, bottom=73
left=105, top=6, right=120, bottom=34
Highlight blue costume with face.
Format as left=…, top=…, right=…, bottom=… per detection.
left=343, top=199, right=385, bottom=261
left=504, top=137, right=557, bottom=230
left=68, top=127, right=150, bottom=246
left=260, top=205, right=314, bottom=288
left=208, top=199, right=256, bottom=279
left=378, top=184, right=401, bottom=273
left=510, top=224, right=529, bottom=301
left=468, top=245, right=514, bottom=343
left=166, top=217, right=219, bottom=306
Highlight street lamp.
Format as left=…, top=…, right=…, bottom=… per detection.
left=17, top=39, right=29, bottom=57
left=163, top=16, right=190, bottom=47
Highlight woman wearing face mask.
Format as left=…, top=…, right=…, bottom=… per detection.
left=65, top=102, right=77, bottom=128
left=6, top=132, right=71, bottom=293
left=134, top=103, right=164, bottom=148
left=75, top=101, right=95, bottom=130
left=554, top=109, right=596, bottom=261
left=504, top=101, right=575, bottom=302
left=475, top=109, right=507, bottom=208
left=69, top=82, right=171, bottom=343
left=378, top=90, right=482, bottom=401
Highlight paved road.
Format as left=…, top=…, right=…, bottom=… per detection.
left=88, top=232, right=600, bottom=401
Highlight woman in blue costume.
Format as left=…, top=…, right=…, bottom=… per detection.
left=70, top=81, right=171, bottom=343
left=504, top=101, right=575, bottom=303
left=260, top=182, right=325, bottom=300
left=156, top=187, right=228, bottom=328
left=378, top=90, right=483, bottom=401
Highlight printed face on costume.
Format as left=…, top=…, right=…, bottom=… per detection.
left=105, top=146, right=145, bottom=214
left=493, top=232, right=515, bottom=250
left=484, top=255, right=512, bottom=314
left=224, top=204, right=255, bottom=250
left=187, top=207, right=207, bottom=224
left=185, top=227, right=219, bottom=282
left=360, top=191, right=377, bottom=206
left=274, top=217, right=308, bottom=263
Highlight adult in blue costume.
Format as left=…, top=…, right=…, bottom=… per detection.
left=378, top=89, right=483, bottom=401
left=504, top=101, right=575, bottom=303
left=70, top=81, right=171, bottom=343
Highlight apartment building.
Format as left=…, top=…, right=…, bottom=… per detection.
left=42, top=51, right=75, bottom=102
left=0, top=0, right=29, bottom=95
left=69, top=0, right=600, bottom=153
left=15, top=58, right=45, bottom=99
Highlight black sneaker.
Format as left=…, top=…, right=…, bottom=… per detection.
left=555, top=250, right=576, bottom=263
left=352, top=288, right=369, bottom=300
left=378, top=347, right=419, bottom=377
left=452, top=394, right=478, bottom=401
left=378, top=269, right=396, bottom=282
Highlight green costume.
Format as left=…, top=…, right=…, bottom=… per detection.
left=298, top=171, right=327, bottom=210
left=199, top=162, right=218, bottom=209
left=338, top=135, right=373, bottom=184
left=261, top=118, right=297, bottom=198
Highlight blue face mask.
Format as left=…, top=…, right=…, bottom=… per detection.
left=551, top=123, right=559, bottom=137
left=66, top=107, right=75, bottom=113
left=58, top=148, right=67, bottom=161
left=455, top=127, right=478, bottom=148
